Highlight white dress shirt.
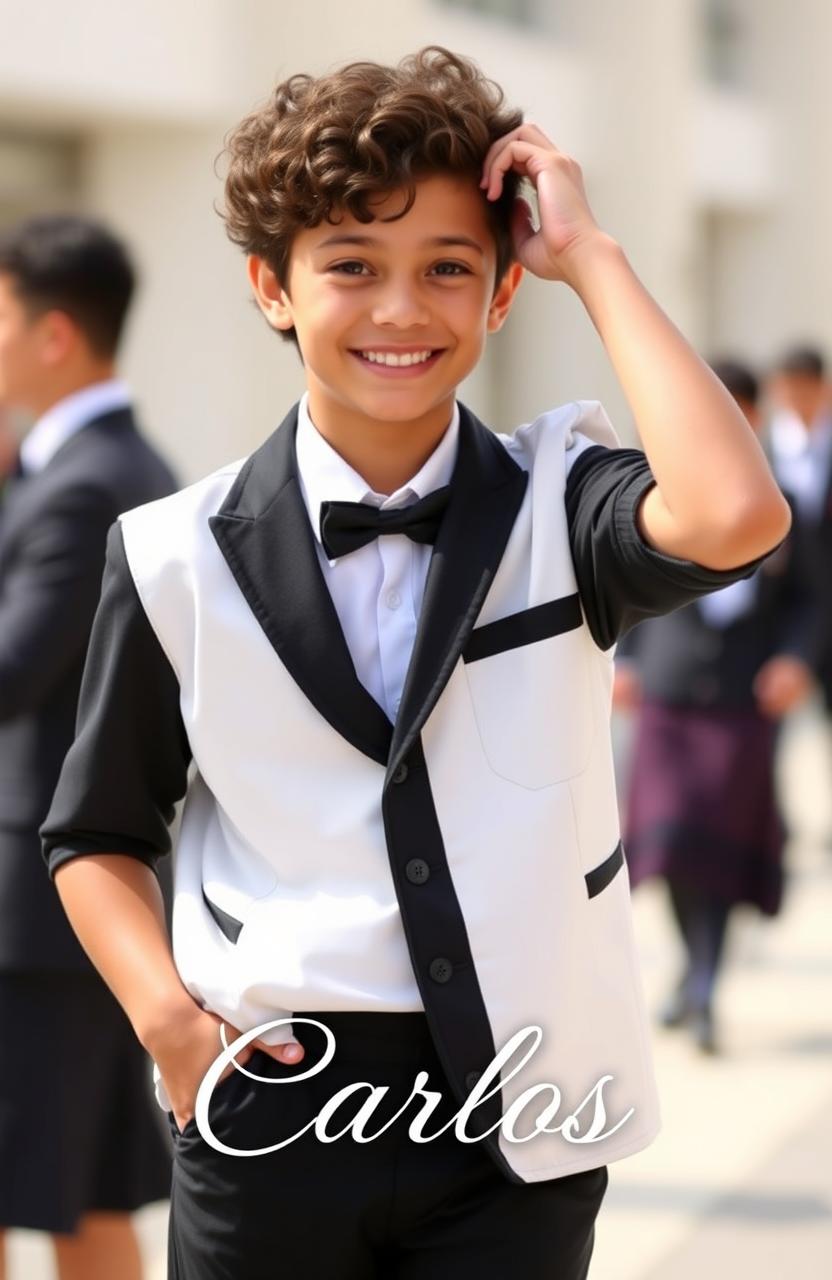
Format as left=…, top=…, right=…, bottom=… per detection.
left=768, top=408, right=832, bottom=524
left=295, top=390, right=460, bottom=722
left=19, top=378, right=132, bottom=476
left=696, top=575, right=758, bottom=627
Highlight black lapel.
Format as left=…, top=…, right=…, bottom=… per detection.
left=209, top=400, right=528, bottom=773
left=208, top=402, right=394, bottom=766
left=386, top=403, right=529, bottom=784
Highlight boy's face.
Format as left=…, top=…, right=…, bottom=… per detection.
left=248, top=173, right=523, bottom=432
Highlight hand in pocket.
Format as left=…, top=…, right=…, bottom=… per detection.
left=148, top=1001, right=305, bottom=1134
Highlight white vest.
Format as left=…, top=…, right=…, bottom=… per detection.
left=120, top=398, right=661, bottom=1184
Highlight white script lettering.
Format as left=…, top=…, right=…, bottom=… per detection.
left=192, top=1019, right=634, bottom=1157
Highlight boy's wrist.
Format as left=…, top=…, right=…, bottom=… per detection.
left=558, top=230, right=625, bottom=295
left=134, top=987, right=204, bottom=1056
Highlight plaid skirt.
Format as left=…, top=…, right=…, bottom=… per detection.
left=622, top=698, right=786, bottom=916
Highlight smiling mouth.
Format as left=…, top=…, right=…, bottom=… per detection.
left=349, top=349, right=446, bottom=375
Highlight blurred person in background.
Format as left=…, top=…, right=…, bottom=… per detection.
left=613, top=358, right=815, bottom=1054
left=766, top=345, right=832, bottom=845
left=0, top=215, right=177, bottom=1280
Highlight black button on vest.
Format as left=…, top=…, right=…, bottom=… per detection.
left=391, top=762, right=409, bottom=785
left=405, top=858, right=430, bottom=885
left=465, top=1070, right=482, bottom=1091
left=429, top=957, right=453, bottom=984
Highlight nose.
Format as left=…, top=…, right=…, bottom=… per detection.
left=370, top=279, right=431, bottom=329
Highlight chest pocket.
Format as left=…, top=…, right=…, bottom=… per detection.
left=462, top=593, right=595, bottom=789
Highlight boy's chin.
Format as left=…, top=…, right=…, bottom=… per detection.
left=337, top=382, right=456, bottom=417
left=349, top=395, right=455, bottom=423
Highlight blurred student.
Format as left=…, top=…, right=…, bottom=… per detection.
left=614, top=359, right=815, bottom=1053
left=766, top=345, right=832, bottom=791
left=0, top=215, right=177, bottom=1280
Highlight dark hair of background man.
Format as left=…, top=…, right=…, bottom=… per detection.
left=0, top=214, right=135, bottom=358
left=773, top=344, right=826, bottom=380
left=708, top=356, right=760, bottom=406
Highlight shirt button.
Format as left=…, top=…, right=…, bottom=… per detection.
left=392, top=762, right=409, bottom=785
left=386, top=589, right=402, bottom=610
left=429, top=957, right=454, bottom=984
left=405, top=858, right=430, bottom=885
left=465, top=1070, right=482, bottom=1092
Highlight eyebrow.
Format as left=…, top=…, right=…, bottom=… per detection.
left=314, top=233, right=485, bottom=256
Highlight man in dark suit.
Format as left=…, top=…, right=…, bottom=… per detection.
left=0, top=215, right=177, bottom=1278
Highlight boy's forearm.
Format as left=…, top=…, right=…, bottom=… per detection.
left=564, top=234, right=791, bottom=555
left=53, top=853, right=195, bottom=1050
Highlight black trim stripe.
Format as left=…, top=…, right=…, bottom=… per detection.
left=584, top=841, right=624, bottom=899
left=463, top=594, right=583, bottom=664
left=381, top=735, right=517, bottom=1180
left=202, top=887, right=243, bottom=943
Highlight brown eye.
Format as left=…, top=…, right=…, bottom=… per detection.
left=329, top=262, right=369, bottom=275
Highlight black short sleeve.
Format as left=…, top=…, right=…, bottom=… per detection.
left=565, top=442, right=786, bottom=652
left=40, top=520, right=192, bottom=880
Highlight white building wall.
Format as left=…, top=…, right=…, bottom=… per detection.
left=81, top=124, right=290, bottom=479
left=0, top=0, right=827, bottom=473
left=0, top=0, right=239, bottom=124
left=697, top=0, right=832, bottom=367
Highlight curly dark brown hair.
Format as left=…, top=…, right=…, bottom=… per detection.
left=219, top=46, right=524, bottom=350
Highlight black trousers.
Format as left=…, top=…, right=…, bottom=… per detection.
left=167, top=1011, right=608, bottom=1279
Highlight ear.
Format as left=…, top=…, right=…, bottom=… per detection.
left=486, top=261, right=524, bottom=335
left=246, top=255, right=294, bottom=332
left=38, top=309, right=82, bottom=367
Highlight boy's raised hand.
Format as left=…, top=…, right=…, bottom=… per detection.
left=480, top=122, right=605, bottom=284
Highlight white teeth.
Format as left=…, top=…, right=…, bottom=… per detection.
left=358, top=350, right=435, bottom=367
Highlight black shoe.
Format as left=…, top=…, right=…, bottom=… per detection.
left=690, top=1005, right=718, bottom=1054
left=657, top=982, right=691, bottom=1028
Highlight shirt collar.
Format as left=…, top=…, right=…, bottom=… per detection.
left=20, top=378, right=132, bottom=475
left=770, top=407, right=832, bottom=458
left=295, top=389, right=460, bottom=564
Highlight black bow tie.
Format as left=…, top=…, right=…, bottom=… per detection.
left=319, top=485, right=452, bottom=560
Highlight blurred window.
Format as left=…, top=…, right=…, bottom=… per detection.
left=0, top=131, right=80, bottom=227
left=701, top=0, right=746, bottom=89
left=434, top=0, right=537, bottom=29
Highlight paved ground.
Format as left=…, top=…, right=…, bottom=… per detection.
left=591, top=697, right=832, bottom=1280
left=6, top=702, right=832, bottom=1278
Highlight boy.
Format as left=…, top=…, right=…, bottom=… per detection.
left=41, top=47, right=790, bottom=1280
